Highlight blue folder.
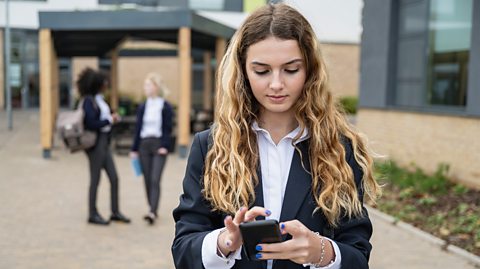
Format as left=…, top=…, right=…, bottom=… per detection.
left=131, top=157, right=142, bottom=177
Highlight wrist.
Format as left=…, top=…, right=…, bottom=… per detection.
left=217, top=229, right=232, bottom=257
left=311, top=232, right=334, bottom=267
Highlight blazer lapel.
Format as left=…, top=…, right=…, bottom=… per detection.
left=253, top=164, right=265, bottom=220
left=253, top=163, right=268, bottom=269
left=279, top=140, right=311, bottom=223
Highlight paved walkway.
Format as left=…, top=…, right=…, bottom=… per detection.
left=0, top=111, right=477, bottom=269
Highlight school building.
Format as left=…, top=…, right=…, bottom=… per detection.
left=358, top=0, right=480, bottom=188
left=0, top=0, right=363, bottom=158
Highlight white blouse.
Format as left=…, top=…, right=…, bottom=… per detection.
left=201, top=123, right=342, bottom=269
left=94, top=94, right=113, bottom=133
left=140, top=97, right=164, bottom=139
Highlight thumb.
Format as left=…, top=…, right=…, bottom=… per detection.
left=279, top=220, right=303, bottom=237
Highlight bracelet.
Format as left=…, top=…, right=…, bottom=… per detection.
left=312, top=232, right=326, bottom=267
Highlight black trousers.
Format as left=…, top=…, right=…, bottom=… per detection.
left=139, top=138, right=167, bottom=215
left=86, top=132, right=119, bottom=216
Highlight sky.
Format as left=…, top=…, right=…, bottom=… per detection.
left=286, top=0, right=363, bottom=44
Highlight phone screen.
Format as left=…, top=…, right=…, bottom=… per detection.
left=239, top=219, right=283, bottom=260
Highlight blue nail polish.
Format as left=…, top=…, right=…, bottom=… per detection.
left=256, top=253, right=262, bottom=259
left=281, top=223, right=285, bottom=230
left=255, top=245, right=262, bottom=251
left=265, top=209, right=271, bottom=216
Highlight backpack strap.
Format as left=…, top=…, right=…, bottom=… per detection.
left=78, top=96, right=99, bottom=112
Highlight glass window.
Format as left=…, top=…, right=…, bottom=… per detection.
left=394, top=0, right=473, bottom=108
left=426, top=0, right=472, bottom=106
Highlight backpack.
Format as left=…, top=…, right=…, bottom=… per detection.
left=56, top=98, right=97, bottom=153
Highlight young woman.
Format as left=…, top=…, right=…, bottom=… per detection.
left=172, top=3, right=381, bottom=269
left=79, top=67, right=130, bottom=225
left=130, top=72, right=173, bottom=225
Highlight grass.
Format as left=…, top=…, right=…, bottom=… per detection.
left=373, top=160, right=480, bottom=256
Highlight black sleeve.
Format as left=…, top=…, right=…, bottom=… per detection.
left=160, top=101, right=174, bottom=150
left=332, top=140, right=373, bottom=269
left=171, top=131, right=222, bottom=269
left=83, top=97, right=110, bottom=131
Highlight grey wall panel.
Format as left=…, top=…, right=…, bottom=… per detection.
left=398, top=0, right=428, bottom=36
left=396, top=39, right=426, bottom=80
left=466, top=0, right=480, bottom=116
left=224, top=0, right=244, bottom=11
left=98, top=0, right=188, bottom=8
left=359, top=0, right=394, bottom=108
left=395, top=81, right=424, bottom=107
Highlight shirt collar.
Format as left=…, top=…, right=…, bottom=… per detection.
left=146, top=97, right=163, bottom=104
left=252, top=121, right=309, bottom=145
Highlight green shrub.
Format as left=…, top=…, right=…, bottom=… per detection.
left=339, top=96, right=358, bottom=114
left=375, top=160, right=450, bottom=195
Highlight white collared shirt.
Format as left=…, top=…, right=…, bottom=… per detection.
left=140, top=97, right=164, bottom=138
left=94, top=94, right=112, bottom=133
left=201, top=123, right=342, bottom=269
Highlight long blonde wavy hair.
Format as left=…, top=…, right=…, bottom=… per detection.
left=203, top=3, right=381, bottom=227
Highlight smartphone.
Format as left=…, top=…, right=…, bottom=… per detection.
left=239, top=219, right=283, bottom=260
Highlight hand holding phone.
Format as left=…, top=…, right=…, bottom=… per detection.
left=218, top=207, right=274, bottom=258
left=239, top=219, right=283, bottom=260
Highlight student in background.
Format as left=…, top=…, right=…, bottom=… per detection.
left=130, top=72, right=174, bottom=225
left=79, top=67, right=130, bottom=226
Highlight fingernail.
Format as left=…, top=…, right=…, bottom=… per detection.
left=281, top=223, right=285, bottom=230
left=265, top=209, right=271, bottom=216
left=255, top=245, right=262, bottom=251
left=255, top=253, right=262, bottom=259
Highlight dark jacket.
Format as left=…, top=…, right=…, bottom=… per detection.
left=171, top=129, right=373, bottom=269
left=82, top=96, right=110, bottom=132
left=131, top=100, right=174, bottom=152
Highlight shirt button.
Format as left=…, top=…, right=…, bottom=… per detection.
left=226, top=261, right=230, bottom=265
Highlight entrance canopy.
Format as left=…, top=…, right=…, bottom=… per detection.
left=39, top=9, right=236, bottom=56
left=38, top=9, right=236, bottom=158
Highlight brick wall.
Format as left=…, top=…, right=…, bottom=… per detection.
left=321, top=43, right=359, bottom=98
left=357, top=108, right=480, bottom=189
left=117, top=56, right=180, bottom=105
left=71, top=56, right=180, bottom=106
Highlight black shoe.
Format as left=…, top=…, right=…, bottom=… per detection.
left=88, top=214, right=110, bottom=225
left=110, top=212, right=131, bottom=223
left=143, top=212, right=157, bottom=225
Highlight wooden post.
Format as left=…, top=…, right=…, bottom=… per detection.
left=215, top=37, right=227, bottom=74
left=110, top=49, right=119, bottom=112
left=52, top=54, right=59, bottom=121
left=178, top=27, right=192, bottom=158
left=0, top=29, right=4, bottom=109
left=214, top=38, right=226, bottom=113
left=39, top=29, right=54, bottom=158
left=203, top=51, right=212, bottom=111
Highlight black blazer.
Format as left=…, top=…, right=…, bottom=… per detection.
left=131, top=100, right=174, bottom=152
left=82, top=96, right=110, bottom=132
left=172, top=129, right=373, bottom=269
